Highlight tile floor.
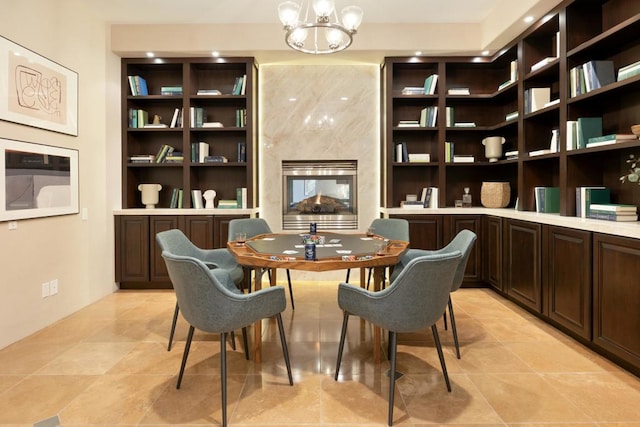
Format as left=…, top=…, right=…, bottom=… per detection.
left=0, top=281, right=638, bottom=426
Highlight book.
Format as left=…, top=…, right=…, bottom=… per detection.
left=408, top=153, right=430, bottom=162
left=453, top=155, right=474, bottom=163
left=448, top=88, right=470, bottom=95
left=577, top=117, right=603, bottom=149
left=583, top=60, right=615, bottom=91
left=237, top=142, right=247, bottom=163
left=423, top=74, right=438, bottom=95
left=236, top=187, right=247, bottom=209
left=419, top=106, right=437, bottom=127
left=530, top=56, right=556, bottom=72
left=575, top=187, right=610, bottom=218
left=587, top=212, right=638, bottom=222
left=169, top=108, right=181, bottom=128
left=419, top=187, right=439, bottom=208
left=453, top=122, right=476, bottom=127
left=191, top=190, right=204, bottom=209
left=202, top=122, right=223, bottom=128
left=160, top=86, right=182, bottom=95
left=204, top=155, right=228, bottom=163
left=589, top=203, right=638, bottom=213
left=534, top=187, right=560, bottom=213
left=528, top=149, right=554, bottom=157
left=445, top=142, right=454, bottom=162
left=198, top=142, right=209, bottom=163
left=566, top=120, right=578, bottom=150
left=617, top=59, right=640, bottom=81
left=143, top=124, right=168, bottom=128
left=169, top=188, right=179, bottom=208
left=586, top=134, right=637, bottom=147
left=217, top=199, right=238, bottom=209
left=197, top=89, right=222, bottom=95
left=401, top=201, right=425, bottom=209
left=401, top=86, right=424, bottom=95
left=135, top=76, right=148, bottom=96
left=524, top=87, right=550, bottom=113
left=177, top=189, right=184, bottom=208
left=395, top=142, right=408, bottom=162
left=505, top=111, right=518, bottom=121
left=445, top=107, right=454, bottom=126
left=155, top=144, right=174, bottom=163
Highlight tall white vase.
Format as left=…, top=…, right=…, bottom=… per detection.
left=138, top=184, right=162, bottom=208
left=482, top=136, right=506, bottom=162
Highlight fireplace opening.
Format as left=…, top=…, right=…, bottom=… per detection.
left=282, top=160, right=357, bottom=230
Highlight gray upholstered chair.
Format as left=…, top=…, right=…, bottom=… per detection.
left=156, top=229, right=245, bottom=352
left=345, top=217, right=410, bottom=289
left=334, top=251, right=463, bottom=426
left=228, top=218, right=295, bottom=309
left=390, top=229, right=477, bottom=358
left=161, top=250, right=293, bottom=427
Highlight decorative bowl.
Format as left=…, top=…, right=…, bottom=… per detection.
left=631, top=124, right=640, bottom=137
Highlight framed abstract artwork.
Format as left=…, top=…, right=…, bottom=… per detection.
left=0, top=138, right=79, bottom=222
left=0, top=35, right=78, bottom=136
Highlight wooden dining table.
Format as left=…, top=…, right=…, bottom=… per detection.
left=227, top=231, right=409, bottom=363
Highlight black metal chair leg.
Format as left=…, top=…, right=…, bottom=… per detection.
left=229, top=330, right=236, bottom=351
left=366, top=267, right=373, bottom=290
left=275, top=313, right=293, bottom=385
left=431, top=324, right=451, bottom=392
left=176, top=325, right=194, bottom=389
left=242, top=327, right=249, bottom=360
left=443, top=310, right=448, bottom=330
left=286, top=269, right=295, bottom=310
left=388, top=331, right=398, bottom=427
left=334, top=311, right=350, bottom=380
left=168, top=302, right=180, bottom=351
left=345, top=268, right=351, bottom=283
left=220, top=331, right=228, bottom=427
left=448, top=296, right=461, bottom=359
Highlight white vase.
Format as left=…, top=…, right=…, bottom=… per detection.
left=138, top=184, right=162, bottom=208
left=482, top=136, right=506, bottom=162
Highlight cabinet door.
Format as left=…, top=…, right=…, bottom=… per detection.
left=483, top=215, right=503, bottom=292
left=543, top=225, right=592, bottom=340
left=504, top=219, right=542, bottom=312
left=184, top=216, right=214, bottom=249
left=150, top=216, right=180, bottom=282
left=116, top=216, right=149, bottom=283
left=213, top=214, right=250, bottom=248
left=390, top=214, right=443, bottom=250
left=593, top=234, right=640, bottom=373
left=446, top=215, right=482, bottom=285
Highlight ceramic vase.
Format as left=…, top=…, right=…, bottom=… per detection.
left=138, top=184, right=162, bottom=208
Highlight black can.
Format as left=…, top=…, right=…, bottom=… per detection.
left=304, top=242, right=316, bottom=260
left=310, top=222, right=317, bottom=234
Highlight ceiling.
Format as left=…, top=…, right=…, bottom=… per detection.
left=84, top=0, right=563, bottom=63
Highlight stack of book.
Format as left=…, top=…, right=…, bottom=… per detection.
left=423, top=74, right=438, bottom=95
left=397, top=120, right=420, bottom=128
left=236, top=188, right=248, bottom=209
left=534, top=187, right=560, bottom=213
left=169, top=108, right=183, bottom=128
left=395, top=142, right=408, bottom=162
left=587, top=204, right=637, bottom=222
left=575, top=186, right=610, bottom=218
left=235, top=108, right=247, bottom=127
left=197, top=89, right=222, bottom=95
left=453, top=154, right=474, bottom=163
left=617, top=59, right=640, bottom=82
left=587, top=133, right=638, bottom=148
left=445, top=142, right=454, bottom=162
left=169, top=188, right=184, bottom=208
left=400, top=86, right=424, bottom=95
left=191, top=142, right=209, bottom=163
left=232, top=75, right=247, bottom=95
left=237, top=142, right=246, bottom=163
left=566, top=116, right=603, bottom=150
left=421, top=187, right=439, bottom=208
left=217, top=199, right=239, bottom=209
left=569, top=60, right=615, bottom=97
left=524, top=87, right=550, bottom=113
left=128, top=109, right=149, bottom=128
left=408, top=153, right=430, bottom=163
left=419, top=106, right=437, bottom=127
left=127, top=75, right=148, bottom=96
left=448, top=88, right=470, bottom=95
left=155, top=144, right=175, bottom=163
left=160, top=86, right=182, bottom=96
left=129, top=154, right=155, bottom=164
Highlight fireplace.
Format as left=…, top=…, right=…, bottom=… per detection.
left=282, top=160, right=357, bottom=230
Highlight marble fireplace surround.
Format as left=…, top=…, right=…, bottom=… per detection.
left=259, top=64, right=379, bottom=279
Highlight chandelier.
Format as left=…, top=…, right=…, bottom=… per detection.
left=278, top=0, right=364, bottom=54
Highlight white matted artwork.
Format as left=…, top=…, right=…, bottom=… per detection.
left=0, top=138, right=79, bottom=221
left=0, top=36, right=78, bottom=136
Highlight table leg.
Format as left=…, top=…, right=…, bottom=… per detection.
left=359, top=268, right=366, bottom=288
left=253, top=267, right=263, bottom=363
left=372, top=266, right=384, bottom=363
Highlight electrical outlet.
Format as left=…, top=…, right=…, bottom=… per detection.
left=81, top=208, right=88, bottom=220
left=42, top=282, right=50, bottom=298
left=8, top=221, right=17, bottom=230
left=50, top=279, right=58, bottom=295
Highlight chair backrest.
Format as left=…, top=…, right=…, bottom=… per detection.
left=156, top=228, right=207, bottom=259
left=358, top=251, right=462, bottom=333
left=370, top=218, right=410, bottom=242
left=228, top=218, right=272, bottom=241
left=162, top=250, right=286, bottom=333
left=442, top=229, right=477, bottom=292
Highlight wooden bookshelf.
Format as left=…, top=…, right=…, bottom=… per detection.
left=382, top=0, right=640, bottom=214
left=121, top=57, right=258, bottom=209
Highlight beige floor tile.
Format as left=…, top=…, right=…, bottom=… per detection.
left=468, top=372, right=593, bottom=423
left=452, top=341, right=534, bottom=374
left=0, top=341, right=72, bottom=375
left=36, top=341, right=136, bottom=375
left=0, top=375, right=97, bottom=424
left=505, top=340, right=610, bottom=373
left=0, top=375, right=24, bottom=393
left=59, top=374, right=172, bottom=425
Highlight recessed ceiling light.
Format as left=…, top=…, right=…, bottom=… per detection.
left=211, top=51, right=220, bottom=57
left=415, top=51, right=422, bottom=56
left=524, top=16, right=534, bottom=23
left=482, top=50, right=490, bottom=56
left=146, top=52, right=154, bottom=58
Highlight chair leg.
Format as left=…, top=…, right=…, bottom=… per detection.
left=220, top=332, right=228, bottom=427
left=345, top=268, right=351, bottom=283
left=242, top=327, right=249, bottom=360
left=229, top=331, right=236, bottom=351
left=448, top=296, right=461, bottom=359
left=431, top=324, right=451, bottom=392
left=176, top=325, right=194, bottom=389
left=275, top=313, right=293, bottom=385
left=443, top=310, right=448, bottom=330
left=334, top=311, right=350, bottom=380
left=388, top=331, right=398, bottom=427
left=167, top=302, right=180, bottom=351
left=366, top=267, right=373, bottom=290
left=286, top=269, right=295, bottom=310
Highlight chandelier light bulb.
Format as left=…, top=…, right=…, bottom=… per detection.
left=341, top=6, right=363, bottom=32
left=325, top=28, right=344, bottom=49
left=290, top=27, right=308, bottom=47
left=278, top=1, right=301, bottom=28
left=312, top=0, right=335, bottom=19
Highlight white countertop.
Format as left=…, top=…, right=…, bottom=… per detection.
left=381, top=207, right=640, bottom=240
left=114, top=208, right=259, bottom=216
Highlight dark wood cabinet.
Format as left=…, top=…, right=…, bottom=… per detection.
left=389, top=214, right=443, bottom=250
left=213, top=214, right=250, bottom=248
left=483, top=215, right=503, bottom=292
left=115, top=216, right=149, bottom=283
left=543, top=225, right=592, bottom=340
left=504, top=219, right=542, bottom=312
left=593, top=233, right=640, bottom=375
left=149, top=216, right=181, bottom=282
left=445, top=215, right=483, bottom=285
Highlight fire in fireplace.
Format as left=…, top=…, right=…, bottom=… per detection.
left=282, top=160, right=357, bottom=230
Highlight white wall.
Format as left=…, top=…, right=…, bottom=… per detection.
left=0, top=0, right=119, bottom=349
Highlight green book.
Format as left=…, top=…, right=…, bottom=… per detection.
left=577, top=117, right=602, bottom=149
left=535, top=187, right=560, bottom=213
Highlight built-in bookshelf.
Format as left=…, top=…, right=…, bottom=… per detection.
left=121, top=57, right=257, bottom=209
left=382, top=0, right=640, bottom=214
